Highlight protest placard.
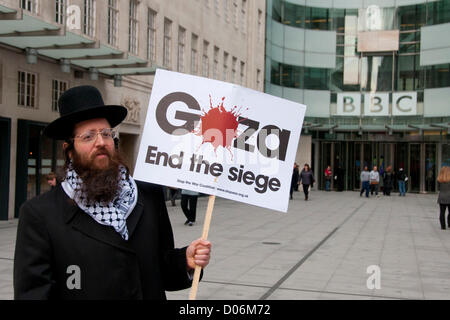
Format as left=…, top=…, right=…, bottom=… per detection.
left=134, top=69, right=306, bottom=299
left=134, top=69, right=306, bottom=213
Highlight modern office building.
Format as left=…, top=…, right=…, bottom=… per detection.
left=266, top=0, right=450, bottom=192
left=0, top=0, right=265, bottom=220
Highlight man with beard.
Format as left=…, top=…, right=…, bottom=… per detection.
left=14, top=85, right=211, bottom=299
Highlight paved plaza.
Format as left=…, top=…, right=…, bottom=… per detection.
left=1, top=190, right=449, bottom=300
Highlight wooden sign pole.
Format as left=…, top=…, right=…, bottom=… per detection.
left=188, top=194, right=216, bottom=300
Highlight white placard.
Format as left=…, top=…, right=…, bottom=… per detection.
left=134, top=69, right=306, bottom=212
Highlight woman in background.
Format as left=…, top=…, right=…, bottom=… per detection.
left=437, top=166, right=450, bottom=230
left=383, top=166, right=394, bottom=196
left=299, top=163, right=315, bottom=201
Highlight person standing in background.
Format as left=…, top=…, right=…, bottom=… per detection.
left=181, top=189, right=199, bottom=226
left=397, top=168, right=407, bottom=196
left=370, top=166, right=380, bottom=197
left=335, top=164, right=345, bottom=192
left=46, top=172, right=57, bottom=189
left=293, top=163, right=299, bottom=192
left=360, top=166, right=370, bottom=198
left=299, top=164, right=314, bottom=201
left=324, top=165, right=332, bottom=191
left=383, top=166, right=394, bottom=196
left=290, top=163, right=299, bottom=199
left=437, top=166, right=450, bottom=230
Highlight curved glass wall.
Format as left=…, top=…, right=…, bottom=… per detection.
left=272, top=0, right=450, bottom=31
left=266, top=0, right=450, bottom=120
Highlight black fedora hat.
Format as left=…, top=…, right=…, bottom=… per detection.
left=44, top=85, right=127, bottom=140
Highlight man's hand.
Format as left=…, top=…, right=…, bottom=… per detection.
left=186, top=239, right=212, bottom=270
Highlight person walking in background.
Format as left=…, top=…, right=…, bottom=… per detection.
left=360, top=166, right=370, bottom=198
left=293, top=163, right=299, bottom=192
left=290, top=163, right=299, bottom=199
left=370, top=166, right=380, bottom=197
left=299, top=163, right=314, bottom=201
left=437, top=166, right=450, bottom=230
left=383, top=166, right=394, bottom=196
left=397, top=168, right=407, bottom=196
left=335, top=164, right=345, bottom=192
left=324, top=165, right=332, bottom=191
left=168, top=187, right=178, bottom=206
left=181, top=189, right=199, bottom=226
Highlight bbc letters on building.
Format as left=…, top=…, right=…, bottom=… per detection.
left=337, top=92, right=417, bottom=116
left=134, top=70, right=306, bottom=212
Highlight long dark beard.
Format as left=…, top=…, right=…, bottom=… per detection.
left=71, top=148, right=128, bottom=204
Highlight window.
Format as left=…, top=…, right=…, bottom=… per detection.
left=107, top=0, right=118, bottom=46
left=83, top=0, right=95, bottom=37
left=163, top=18, right=172, bottom=68
left=258, top=9, right=263, bottom=42
left=224, top=0, right=229, bottom=22
left=55, top=0, right=66, bottom=24
left=191, top=34, right=198, bottom=74
left=233, top=1, right=239, bottom=29
left=202, top=41, right=209, bottom=78
left=21, top=0, right=37, bottom=13
left=223, top=52, right=229, bottom=81
left=241, top=0, right=247, bottom=34
left=256, top=69, right=261, bottom=90
left=213, top=47, right=219, bottom=79
left=240, top=61, right=245, bottom=85
left=147, top=9, right=157, bottom=63
left=51, top=80, right=67, bottom=112
left=128, top=0, right=139, bottom=54
left=177, top=27, right=186, bottom=72
left=231, top=57, right=237, bottom=83
left=18, top=71, right=37, bottom=108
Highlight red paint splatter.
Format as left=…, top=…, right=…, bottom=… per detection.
left=193, top=95, right=246, bottom=157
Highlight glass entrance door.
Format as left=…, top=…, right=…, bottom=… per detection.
left=425, top=144, right=437, bottom=192
left=409, top=143, right=421, bottom=192
left=15, top=120, right=64, bottom=217
left=0, top=118, right=11, bottom=220
left=353, top=143, right=362, bottom=190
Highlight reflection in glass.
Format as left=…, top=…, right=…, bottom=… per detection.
left=409, top=144, right=420, bottom=192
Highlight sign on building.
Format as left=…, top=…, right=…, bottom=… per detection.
left=336, top=92, right=417, bottom=116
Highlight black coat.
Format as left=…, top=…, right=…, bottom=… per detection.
left=14, top=181, right=194, bottom=300
left=299, top=170, right=315, bottom=185
left=438, top=182, right=450, bottom=204
left=291, top=168, right=299, bottom=188
left=383, top=172, right=394, bottom=189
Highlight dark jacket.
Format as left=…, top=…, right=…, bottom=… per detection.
left=383, top=172, right=394, bottom=188
left=299, top=169, right=315, bottom=185
left=14, top=181, right=194, bottom=300
left=397, top=170, right=407, bottom=182
left=291, top=167, right=299, bottom=188
left=438, top=182, right=450, bottom=204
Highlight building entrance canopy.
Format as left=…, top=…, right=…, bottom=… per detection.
left=0, top=4, right=157, bottom=80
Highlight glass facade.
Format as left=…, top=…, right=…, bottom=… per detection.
left=267, top=0, right=450, bottom=96
left=266, top=0, right=450, bottom=193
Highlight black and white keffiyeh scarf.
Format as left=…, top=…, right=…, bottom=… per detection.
left=61, top=164, right=138, bottom=240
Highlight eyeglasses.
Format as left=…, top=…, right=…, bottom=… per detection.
left=73, top=128, right=117, bottom=144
